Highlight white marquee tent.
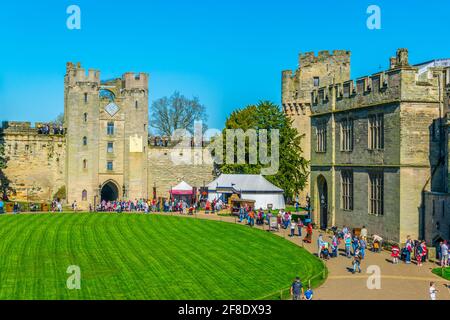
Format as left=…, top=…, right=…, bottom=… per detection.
left=207, top=174, right=285, bottom=209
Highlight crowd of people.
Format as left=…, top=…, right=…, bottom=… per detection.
left=37, top=123, right=64, bottom=135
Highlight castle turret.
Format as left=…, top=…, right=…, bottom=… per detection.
left=282, top=50, right=351, bottom=203
left=64, top=63, right=149, bottom=209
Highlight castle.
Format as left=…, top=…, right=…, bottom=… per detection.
left=0, top=62, right=213, bottom=209
left=2, top=50, right=450, bottom=244
left=283, top=48, right=450, bottom=243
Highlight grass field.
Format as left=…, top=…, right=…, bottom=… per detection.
left=432, top=267, right=450, bottom=280
left=0, top=213, right=325, bottom=300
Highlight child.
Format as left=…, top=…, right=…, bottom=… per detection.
left=391, top=245, right=400, bottom=264
left=416, top=242, right=423, bottom=267
left=331, top=235, right=338, bottom=258
left=303, top=287, right=313, bottom=300
left=290, top=220, right=296, bottom=237
left=429, top=282, right=438, bottom=300
left=352, top=248, right=362, bottom=274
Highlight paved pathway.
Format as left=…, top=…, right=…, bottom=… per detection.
left=189, top=212, right=450, bottom=300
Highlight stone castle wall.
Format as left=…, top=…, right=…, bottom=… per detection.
left=0, top=123, right=214, bottom=203
left=1, top=123, right=65, bottom=202
left=147, top=146, right=214, bottom=199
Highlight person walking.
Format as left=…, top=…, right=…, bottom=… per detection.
left=359, top=237, right=366, bottom=260
left=344, top=232, right=352, bottom=258
left=317, top=234, right=324, bottom=257
left=441, top=241, right=449, bottom=267
left=405, top=236, right=413, bottom=264
left=352, top=248, right=362, bottom=274
left=429, top=282, right=439, bottom=300
left=290, top=277, right=304, bottom=300
left=360, top=225, right=368, bottom=240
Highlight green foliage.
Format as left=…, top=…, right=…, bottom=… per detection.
left=51, top=113, right=64, bottom=126
left=0, top=134, right=11, bottom=200
left=0, top=142, right=5, bottom=170
left=218, top=101, right=309, bottom=200
left=53, top=185, right=66, bottom=200
left=0, top=213, right=324, bottom=299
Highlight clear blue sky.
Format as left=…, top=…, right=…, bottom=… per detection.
left=0, top=0, right=449, bottom=130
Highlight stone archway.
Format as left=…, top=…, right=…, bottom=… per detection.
left=317, top=175, right=328, bottom=230
left=101, top=181, right=119, bottom=202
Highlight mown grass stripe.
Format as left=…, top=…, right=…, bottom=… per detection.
left=0, top=213, right=325, bottom=300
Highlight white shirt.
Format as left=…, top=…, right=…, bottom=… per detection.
left=430, top=286, right=437, bottom=300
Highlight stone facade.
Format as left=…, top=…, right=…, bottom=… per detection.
left=147, top=146, right=214, bottom=198
left=0, top=122, right=65, bottom=201
left=283, top=48, right=450, bottom=243
left=0, top=63, right=214, bottom=210
left=282, top=50, right=351, bottom=204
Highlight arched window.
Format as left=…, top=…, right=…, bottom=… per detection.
left=99, top=89, right=115, bottom=102
left=83, top=136, right=87, bottom=146
left=82, top=190, right=87, bottom=201
left=84, top=113, right=88, bottom=122
left=83, top=159, right=87, bottom=169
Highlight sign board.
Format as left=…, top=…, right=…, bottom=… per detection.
left=129, top=135, right=143, bottom=153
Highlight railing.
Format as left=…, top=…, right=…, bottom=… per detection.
left=256, top=263, right=328, bottom=300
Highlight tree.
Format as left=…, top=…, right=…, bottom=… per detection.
left=150, top=91, right=208, bottom=137
left=218, top=101, right=309, bottom=200
left=0, top=132, right=11, bottom=200
left=52, top=113, right=64, bottom=126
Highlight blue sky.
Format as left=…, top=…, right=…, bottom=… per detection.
left=0, top=0, right=449, bottom=130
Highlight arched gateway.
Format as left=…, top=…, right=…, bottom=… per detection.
left=101, top=181, right=119, bottom=202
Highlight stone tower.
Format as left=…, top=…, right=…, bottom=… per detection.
left=282, top=50, right=351, bottom=203
left=64, top=62, right=149, bottom=209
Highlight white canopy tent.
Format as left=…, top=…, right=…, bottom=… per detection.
left=170, top=181, right=194, bottom=204
left=207, top=174, right=285, bottom=209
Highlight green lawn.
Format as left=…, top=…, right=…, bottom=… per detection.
left=0, top=213, right=324, bottom=300
left=432, top=267, right=450, bottom=280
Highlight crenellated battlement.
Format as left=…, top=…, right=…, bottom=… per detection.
left=282, top=49, right=351, bottom=106
left=299, top=50, right=351, bottom=66
left=122, top=72, right=149, bottom=91
left=310, top=63, right=446, bottom=115
left=65, top=62, right=100, bottom=84
left=1, top=121, right=65, bottom=135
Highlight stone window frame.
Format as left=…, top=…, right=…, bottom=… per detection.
left=313, top=77, right=320, bottom=87
left=107, top=122, right=115, bottom=135
left=340, top=118, right=354, bottom=152
left=83, top=159, right=87, bottom=169
left=368, top=171, right=384, bottom=216
left=107, top=161, right=113, bottom=171
left=340, top=169, right=354, bottom=211
left=83, top=113, right=88, bottom=122
left=82, top=190, right=88, bottom=201
left=368, top=114, right=384, bottom=150
left=315, top=122, right=327, bottom=153
left=84, top=93, right=88, bottom=104
left=107, top=141, right=114, bottom=153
